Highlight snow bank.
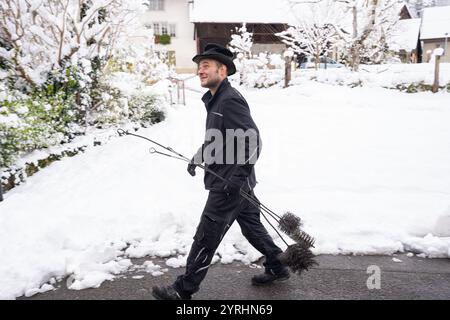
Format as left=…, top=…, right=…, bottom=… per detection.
left=292, top=63, right=450, bottom=90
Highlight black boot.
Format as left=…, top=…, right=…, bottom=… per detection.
left=251, top=267, right=290, bottom=286
left=152, top=285, right=191, bottom=300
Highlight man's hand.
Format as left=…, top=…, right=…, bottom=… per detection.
left=187, top=159, right=197, bottom=176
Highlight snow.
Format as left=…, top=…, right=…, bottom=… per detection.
left=388, top=18, right=421, bottom=52
left=0, top=114, right=20, bottom=126
left=420, top=5, right=450, bottom=39
left=392, top=258, right=403, bottom=263
left=1, top=76, right=450, bottom=299
left=291, top=63, right=450, bottom=88
left=25, top=283, right=55, bottom=298
left=166, top=255, right=188, bottom=269
left=143, top=261, right=166, bottom=276
left=189, top=0, right=292, bottom=24
left=434, top=47, right=445, bottom=56
left=433, top=209, right=450, bottom=236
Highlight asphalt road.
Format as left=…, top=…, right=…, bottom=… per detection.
left=20, top=253, right=450, bottom=300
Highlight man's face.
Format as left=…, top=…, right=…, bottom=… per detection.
left=197, top=59, right=226, bottom=89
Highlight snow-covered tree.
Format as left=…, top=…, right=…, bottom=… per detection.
left=282, top=0, right=401, bottom=70
left=229, top=23, right=253, bottom=58
left=0, top=1, right=169, bottom=166
left=228, top=23, right=254, bottom=85
left=334, top=0, right=402, bottom=70
left=408, top=0, right=436, bottom=16
left=277, top=0, right=345, bottom=69
left=0, top=0, right=149, bottom=88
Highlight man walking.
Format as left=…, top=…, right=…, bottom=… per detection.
left=152, top=44, right=289, bottom=300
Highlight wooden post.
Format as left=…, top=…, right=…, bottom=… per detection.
left=0, top=181, right=3, bottom=202
left=182, top=80, right=186, bottom=105
left=177, top=80, right=180, bottom=104
left=432, top=55, right=441, bottom=93
left=284, top=55, right=292, bottom=88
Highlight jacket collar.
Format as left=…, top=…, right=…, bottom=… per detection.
left=201, top=78, right=230, bottom=110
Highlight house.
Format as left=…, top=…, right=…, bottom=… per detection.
left=420, top=5, right=450, bottom=62
left=140, top=0, right=293, bottom=73
left=383, top=2, right=422, bottom=63
left=399, top=2, right=415, bottom=19
left=190, top=0, right=292, bottom=55
left=140, top=0, right=197, bottom=73
left=388, top=18, right=422, bottom=62
left=139, top=0, right=450, bottom=71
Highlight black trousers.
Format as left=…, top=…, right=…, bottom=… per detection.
left=174, top=189, right=284, bottom=296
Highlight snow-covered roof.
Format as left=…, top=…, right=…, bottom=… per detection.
left=388, top=18, right=421, bottom=51
left=420, top=5, right=450, bottom=40
left=189, top=0, right=292, bottom=24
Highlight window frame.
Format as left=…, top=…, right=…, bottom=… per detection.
left=153, top=22, right=161, bottom=35
left=169, top=23, right=176, bottom=37
left=147, top=0, right=164, bottom=11
left=161, top=22, right=168, bottom=35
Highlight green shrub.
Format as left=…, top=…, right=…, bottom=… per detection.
left=129, top=94, right=165, bottom=126
left=0, top=88, right=76, bottom=167
left=156, top=34, right=171, bottom=45
left=0, top=122, right=23, bottom=168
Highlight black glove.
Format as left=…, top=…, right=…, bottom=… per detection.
left=187, top=159, right=197, bottom=176
left=224, top=175, right=247, bottom=194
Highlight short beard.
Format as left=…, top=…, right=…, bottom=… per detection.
left=201, top=73, right=221, bottom=89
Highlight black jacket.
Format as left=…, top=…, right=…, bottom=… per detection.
left=193, top=78, right=261, bottom=192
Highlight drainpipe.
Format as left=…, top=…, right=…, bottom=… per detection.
left=445, top=32, right=448, bottom=56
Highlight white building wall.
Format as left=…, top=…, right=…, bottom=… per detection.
left=140, top=0, right=197, bottom=73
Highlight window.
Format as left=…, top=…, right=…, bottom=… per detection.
left=146, top=0, right=164, bottom=11
left=161, top=22, right=168, bottom=35
left=169, top=24, right=176, bottom=37
left=153, top=23, right=161, bottom=35
left=152, top=22, right=175, bottom=37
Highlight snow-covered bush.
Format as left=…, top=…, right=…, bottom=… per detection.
left=228, top=25, right=287, bottom=88
left=291, top=63, right=450, bottom=92
left=128, top=94, right=166, bottom=126
left=0, top=88, right=77, bottom=167
left=87, top=65, right=168, bottom=128
left=0, top=0, right=172, bottom=189
left=86, top=30, right=170, bottom=127
left=0, top=116, right=24, bottom=168
left=242, top=71, right=284, bottom=89
left=231, top=52, right=285, bottom=88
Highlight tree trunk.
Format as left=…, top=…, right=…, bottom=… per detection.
left=351, top=43, right=360, bottom=72
left=284, top=55, right=292, bottom=88
left=351, top=5, right=358, bottom=71
left=350, top=0, right=379, bottom=71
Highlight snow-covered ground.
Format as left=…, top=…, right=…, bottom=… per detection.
left=292, top=63, right=450, bottom=89
left=1, top=78, right=450, bottom=299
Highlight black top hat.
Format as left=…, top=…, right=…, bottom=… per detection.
left=192, top=43, right=236, bottom=76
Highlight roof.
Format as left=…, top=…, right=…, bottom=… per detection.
left=420, top=5, right=450, bottom=39
left=189, top=0, right=292, bottom=24
left=396, top=1, right=417, bottom=19
left=388, top=18, right=421, bottom=51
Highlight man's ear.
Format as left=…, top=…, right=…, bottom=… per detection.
left=220, top=64, right=228, bottom=77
